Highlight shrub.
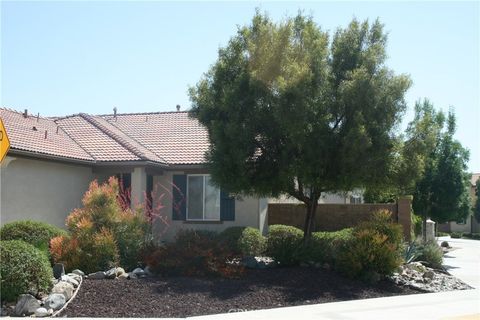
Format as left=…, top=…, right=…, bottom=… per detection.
left=403, top=242, right=421, bottom=264
left=218, top=227, right=246, bottom=255
left=436, top=231, right=450, bottom=237
left=462, top=233, right=480, bottom=240
left=146, top=229, right=243, bottom=278
left=0, top=240, right=53, bottom=302
left=411, top=213, right=422, bottom=238
left=451, top=232, right=463, bottom=239
left=0, top=220, right=67, bottom=251
left=301, top=228, right=353, bottom=264
left=266, top=225, right=303, bottom=266
left=415, top=241, right=443, bottom=269
left=238, top=227, right=266, bottom=256
left=51, top=177, right=152, bottom=273
left=336, top=210, right=403, bottom=281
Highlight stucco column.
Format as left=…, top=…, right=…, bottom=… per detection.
left=131, top=167, right=147, bottom=208
left=397, top=196, right=412, bottom=242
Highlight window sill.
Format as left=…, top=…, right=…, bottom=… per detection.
left=183, top=220, right=223, bottom=224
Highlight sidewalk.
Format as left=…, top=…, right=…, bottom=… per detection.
left=189, top=237, right=480, bottom=320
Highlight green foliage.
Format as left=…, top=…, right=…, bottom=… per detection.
left=0, top=240, right=53, bottom=302
left=266, top=225, right=303, bottom=266
left=218, top=227, right=246, bottom=255
left=238, top=227, right=266, bottom=256
left=146, top=229, right=243, bottom=278
left=474, top=179, right=480, bottom=222
left=463, top=233, right=480, bottom=240
left=0, top=220, right=67, bottom=250
left=450, top=232, right=463, bottom=239
left=50, top=177, right=151, bottom=273
left=301, top=228, right=353, bottom=264
left=189, top=11, right=411, bottom=239
left=412, top=213, right=422, bottom=238
left=336, top=211, right=403, bottom=281
left=415, top=241, right=443, bottom=269
left=436, top=231, right=449, bottom=237
left=403, top=242, right=421, bottom=264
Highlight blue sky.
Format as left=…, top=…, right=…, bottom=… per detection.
left=1, top=1, right=479, bottom=172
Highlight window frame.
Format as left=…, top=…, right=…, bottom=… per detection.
left=186, top=174, right=221, bottom=221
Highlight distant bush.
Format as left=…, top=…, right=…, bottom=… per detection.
left=0, top=220, right=67, bottom=254
left=0, top=240, right=53, bottom=302
left=146, top=229, right=243, bottom=278
left=238, top=227, right=266, bottom=256
left=266, top=225, right=303, bottom=266
left=450, top=232, right=463, bottom=239
left=462, top=233, right=480, bottom=240
left=436, top=231, right=449, bottom=237
left=51, top=177, right=152, bottom=273
left=336, top=210, right=403, bottom=282
left=301, top=228, right=353, bottom=264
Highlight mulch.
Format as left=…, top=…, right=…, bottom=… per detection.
left=61, top=267, right=420, bottom=318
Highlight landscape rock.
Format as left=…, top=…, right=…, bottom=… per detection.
left=242, top=256, right=258, bottom=269
left=106, top=268, right=119, bottom=279
left=67, top=273, right=82, bottom=282
left=34, top=307, right=50, bottom=317
left=72, top=269, right=85, bottom=277
left=128, top=272, right=138, bottom=279
left=61, top=275, right=79, bottom=287
left=13, top=294, right=41, bottom=316
left=88, top=271, right=106, bottom=279
left=116, top=267, right=126, bottom=277
left=132, top=267, right=146, bottom=276
left=44, top=293, right=66, bottom=311
left=52, top=281, right=74, bottom=300
left=117, top=272, right=130, bottom=279
left=53, top=263, right=65, bottom=279
left=144, top=266, right=153, bottom=276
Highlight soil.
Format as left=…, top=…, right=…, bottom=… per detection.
left=61, top=267, right=420, bottom=318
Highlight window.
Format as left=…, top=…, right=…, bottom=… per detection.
left=187, top=175, right=220, bottom=221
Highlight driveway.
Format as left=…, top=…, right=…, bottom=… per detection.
left=437, top=236, right=480, bottom=289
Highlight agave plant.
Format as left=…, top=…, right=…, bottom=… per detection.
left=403, top=242, right=420, bottom=264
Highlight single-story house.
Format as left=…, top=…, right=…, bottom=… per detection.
left=0, top=107, right=268, bottom=240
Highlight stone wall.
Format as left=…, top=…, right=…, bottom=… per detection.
left=268, top=197, right=412, bottom=241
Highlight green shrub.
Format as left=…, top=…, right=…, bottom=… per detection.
left=0, top=240, right=53, bottom=302
left=266, top=225, right=303, bottom=266
left=301, top=228, right=353, bottom=264
left=238, top=227, right=266, bottom=256
left=462, top=233, right=480, bottom=240
left=336, top=210, right=403, bottom=281
left=436, top=231, right=450, bottom=237
left=451, top=232, right=463, bottom=239
left=415, top=241, right=443, bottom=268
left=218, top=227, right=246, bottom=255
left=411, top=213, right=422, bottom=238
left=0, top=220, right=67, bottom=250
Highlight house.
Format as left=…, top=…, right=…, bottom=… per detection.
left=438, top=173, right=480, bottom=234
left=0, top=108, right=268, bottom=240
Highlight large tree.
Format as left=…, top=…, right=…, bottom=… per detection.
left=189, top=12, right=411, bottom=240
left=412, top=109, right=471, bottom=240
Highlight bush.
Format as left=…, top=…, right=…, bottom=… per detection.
left=415, top=241, right=443, bottom=269
left=146, top=229, right=243, bottom=278
left=451, top=232, right=463, bottom=238
left=0, top=240, right=53, bottom=302
left=301, top=228, right=353, bottom=264
left=462, top=233, right=480, bottom=240
left=336, top=210, right=403, bottom=281
left=51, top=177, right=152, bottom=273
left=218, top=227, right=246, bottom=255
left=0, top=220, right=67, bottom=251
left=436, top=231, right=450, bottom=237
left=266, top=225, right=303, bottom=266
left=238, top=227, right=266, bottom=256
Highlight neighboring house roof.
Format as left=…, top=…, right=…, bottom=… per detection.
left=471, top=173, right=480, bottom=187
left=0, top=108, right=94, bottom=162
left=0, top=108, right=208, bottom=166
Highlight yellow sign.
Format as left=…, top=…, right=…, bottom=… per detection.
left=0, top=118, right=10, bottom=163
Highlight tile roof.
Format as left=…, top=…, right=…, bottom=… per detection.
left=102, top=111, right=209, bottom=165
left=0, top=108, right=94, bottom=161
left=1, top=108, right=209, bottom=165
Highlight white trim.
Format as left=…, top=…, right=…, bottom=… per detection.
left=186, top=174, right=220, bottom=221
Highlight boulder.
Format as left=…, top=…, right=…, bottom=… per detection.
left=61, top=275, right=79, bottom=287
left=34, top=307, right=50, bottom=317
left=72, top=269, right=85, bottom=277
left=131, top=267, right=145, bottom=276
left=45, top=293, right=66, bottom=311
left=52, top=281, right=74, bottom=300
left=53, top=263, right=65, bottom=279
left=115, top=267, right=126, bottom=277
left=117, top=272, right=129, bottom=280
left=67, top=273, right=82, bottom=282
left=88, top=271, right=106, bottom=279
left=13, top=294, right=41, bottom=316
left=128, top=272, right=138, bottom=279
left=144, top=266, right=153, bottom=276
left=105, top=268, right=118, bottom=279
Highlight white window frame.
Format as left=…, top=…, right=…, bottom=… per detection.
left=186, top=174, right=221, bottom=221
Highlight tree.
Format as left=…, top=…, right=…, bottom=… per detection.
left=474, top=179, right=480, bottom=223
left=412, top=110, right=471, bottom=240
left=189, top=12, right=411, bottom=240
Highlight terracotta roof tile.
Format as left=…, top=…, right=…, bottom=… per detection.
left=0, top=108, right=94, bottom=161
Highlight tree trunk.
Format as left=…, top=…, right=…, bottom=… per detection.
left=303, top=200, right=318, bottom=243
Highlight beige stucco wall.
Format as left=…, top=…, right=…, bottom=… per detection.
left=0, top=156, right=93, bottom=228
left=151, top=170, right=262, bottom=242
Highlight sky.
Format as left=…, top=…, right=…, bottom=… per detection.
left=1, top=1, right=479, bottom=172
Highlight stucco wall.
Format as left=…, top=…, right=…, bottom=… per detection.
left=151, top=171, right=261, bottom=242
left=0, top=156, right=93, bottom=228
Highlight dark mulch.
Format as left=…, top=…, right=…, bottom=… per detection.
left=61, top=267, right=420, bottom=318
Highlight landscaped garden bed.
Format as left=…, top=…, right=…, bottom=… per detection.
left=60, top=267, right=419, bottom=318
